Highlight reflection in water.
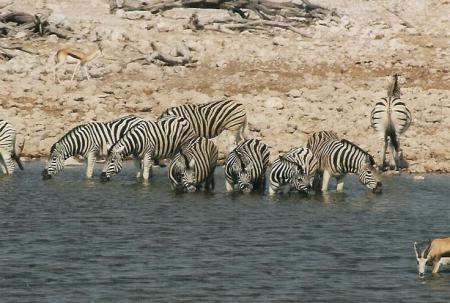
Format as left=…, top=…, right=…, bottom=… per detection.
left=1, top=161, right=450, bottom=302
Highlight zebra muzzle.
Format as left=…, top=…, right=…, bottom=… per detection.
left=100, top=172, right=110, bottom=182
left=42, top=169, right=52, bottom=180
left=372, top=182, right=382, bottom=194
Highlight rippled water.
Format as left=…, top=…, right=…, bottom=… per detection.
left=1, top=161, right=450, bottom=302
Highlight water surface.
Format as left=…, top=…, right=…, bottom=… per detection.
left=1, top=161, right=449, bottom=302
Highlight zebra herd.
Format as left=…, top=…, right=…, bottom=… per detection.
left=1, top=75, right=412, bottom=195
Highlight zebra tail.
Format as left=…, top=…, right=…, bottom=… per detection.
left=12, top=153, right=24, bottom=170
left=387, top=129, right=399, bottom=153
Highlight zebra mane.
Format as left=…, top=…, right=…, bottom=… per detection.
left=387, top=74, right=401, bottom=98
left=339, top=139, right=375, bottom=165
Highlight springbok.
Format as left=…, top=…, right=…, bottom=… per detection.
left=414, top=237, right=450, bottom=278
left=53, top=42, right=102, bottom=83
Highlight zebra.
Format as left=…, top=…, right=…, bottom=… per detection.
left=100, top=116, right=196, bottom=182
left=370, top=74, right=412, bottom=170
left=42, top=115, right=143, bottom=179
left=224, top=139, right=270, bottom=193
left=0, top=120, right=24, bottom=175
left=306, top=130, right=340, bottom=191
left=168, top=137, right=218, bottom=192
left=160, top=98, right=247, bottom=150
left=269, top=147, right=318, bottom=195
left=312, top=138, right=382, bottom=193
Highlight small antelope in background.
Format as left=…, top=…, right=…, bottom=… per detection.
left=414, top=237, right=450, bottom=278
left=53, top=42, right=102, bottom=83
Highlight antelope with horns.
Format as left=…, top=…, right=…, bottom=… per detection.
left=414, top=237, right=450, bottom=278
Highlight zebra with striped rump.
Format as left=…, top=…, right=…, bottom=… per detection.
left=100, top=116, right=196, bottom=182
left=269, top=147, right=317, bottom=195
left=313, top=138, right=382, bottom=193
left=160, top=98, right=247, bottom=149
left=0, top=120, right=24, bottom=175
left=42, top=115, right=143, bottom=179
left=169, top=137, right=218, bottom=192
left=370, top=74, right=412, bottom=170
left=224, top=139, right=270, bottom=193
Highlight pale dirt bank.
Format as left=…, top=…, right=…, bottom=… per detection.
left=0, top=0, right=449, bottom=173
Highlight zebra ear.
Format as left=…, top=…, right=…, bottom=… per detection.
left=365, top=154, right=375, bottom=166
left=114, top=145, right=126, bottom=154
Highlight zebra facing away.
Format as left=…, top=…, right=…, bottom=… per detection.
left=224, top=139, right=270, bottom=193
left=370, top=74, right=412, bottom=170
left=169, top=137, right=218, bottom=192
left=42, top=116, right=143, bottom=179
left=269, top=147, right=318, bottom=195
left=313, top=138, right=382, bottom=193
left=100, top=116, right=196, bottom=182
left=0, top=120, right=24, bottom=175
left=160, top=98, right=247, bottom=150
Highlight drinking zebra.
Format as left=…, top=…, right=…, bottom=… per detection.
left=306, top=130, right=340, bottom=191
left=370, top=74, right=412, bottom=170
left=100, top=116, right=196, bottom=182
left=168, top=137, right=218, bottom=192
left=42, top=115, right=143, bottom=179
left=160, top=98, right=247, bottom=149
left=312, top=138, right=382, bottom=193
left=269, top=147, right=317, bottom=195
left=0, top=120, right=24, bottom=175
left=224, top=139, right=270, bottom=193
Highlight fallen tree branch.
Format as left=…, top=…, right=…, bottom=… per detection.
left=126, top=42, right=196, bottom=66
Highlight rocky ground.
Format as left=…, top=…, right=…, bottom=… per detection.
left=0, top=0, right=449, bottom=173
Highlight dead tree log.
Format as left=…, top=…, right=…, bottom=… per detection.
left=111, top=0, right=333, bottom=35
left=127, top=42, right=195, bottom=66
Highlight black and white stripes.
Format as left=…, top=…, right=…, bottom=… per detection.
left=160, top=98, right=247, bottom=149
left=169, top=137, right=218, bottom=192
left=42, top=115, right=143, bottom=179
left=311, top=136, right=382, bottom=193
left=269, top=147, right=317, bottom=195
left=370, top=74, right=412, bottom=170
left=225, top=139, right=270, bottom=193
left=100, top=116, right=196, bottom=181
left=0, top=120, right=23, bottom=175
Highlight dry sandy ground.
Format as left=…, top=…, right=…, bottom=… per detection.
left=0, top=0, right=449, bottom=173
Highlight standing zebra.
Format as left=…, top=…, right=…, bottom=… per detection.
left=370, top=74, right=412, bottom=170
left=160, top=98, right=247, bottom=149
left=0, top=120, right=24, bottom=175
left=312, top=138, right=382, bottom=193
left=224, top=139, right=270, bottom=193
left=42, top=115, right=143, bottom=179
left=169, top=137, right=218, bottom=192
left=100, top=116, right=196, bottom=182
left=269, top=147, right=317, bottom=195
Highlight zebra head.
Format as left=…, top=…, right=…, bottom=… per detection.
left=176, top=151, right=197, bottom=192
left=414, top=241, right=431, bottom=278
left=100, top=145, right=126, bottom=182
left=232, top=151, right=253, bottom=193
left=42, top=143, right=65, bottom=180
left=358, top=154, right=382, bottom=193
left=279, top=156, right=310, bottom=194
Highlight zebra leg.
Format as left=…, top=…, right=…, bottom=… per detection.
left=336, top=176, right=344, bottom=192
left=134, top=158, right=142, bottom=178
left=227, top=130, right=239, bottom=151
left=141, top=155, right=152, bottom=181
left=0, top=151, right=14, bottom=175
left=388, top=140, right=397, bottom=170
left=85, top=152, right=97, bottom=178
left=381, top=136, right=388, bottom=170
left=321, top=170, right=331, bottom=192
left=225, top=177, right=234, bottom=192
